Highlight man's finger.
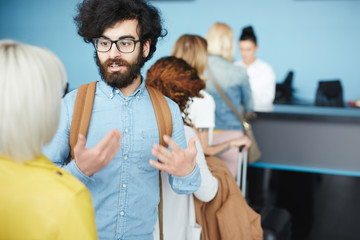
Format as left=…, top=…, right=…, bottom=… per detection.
left=163, top=135, right=181, bottom=152
left=152, top=150, right=166, bottom=163
left=153, top=144, right=172, bottom=160
left=97, top=129, right=122, bottom=150
left=104, top=141, right=121, bottom=160
left=149, top=159, right=169, bottom=172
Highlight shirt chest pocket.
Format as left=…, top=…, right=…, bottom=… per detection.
left=133, top=129, right=159, bottom=172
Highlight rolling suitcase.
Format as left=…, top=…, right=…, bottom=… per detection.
left=237, top=148, right=248, bottom=197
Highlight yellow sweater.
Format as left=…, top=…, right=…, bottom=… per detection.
left=0, top=155, right=97, bottom=240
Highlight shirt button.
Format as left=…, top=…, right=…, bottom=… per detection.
left=115, top=89, right=120, bottom=93
left=124, top=156, right=128, bottom=160
left=123, top=184, right=127, bottom=188
left=110, top=93, right=114, bottom=97
left=125, top=102, right=128, bottom=106
left=125, top=128, right=128, bottom=133
left=120, top=211, right=125, bottom=216
left=136, top=96, right=140, bottom=99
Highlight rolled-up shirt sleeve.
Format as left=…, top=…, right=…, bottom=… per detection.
left=169, top=164, right=201, bottom=194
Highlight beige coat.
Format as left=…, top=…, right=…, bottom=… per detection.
left=194, top=156, right=263, bottom=240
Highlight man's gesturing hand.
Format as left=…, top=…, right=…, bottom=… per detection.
left=74, top=129, right=122, bottom=176
left=150, top=135, right=198, bottom=177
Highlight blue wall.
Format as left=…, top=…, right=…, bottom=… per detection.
left=1, top=0, right=360, bottom=103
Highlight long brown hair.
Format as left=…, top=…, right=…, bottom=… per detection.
left=146, top=56, right=205, bottom=126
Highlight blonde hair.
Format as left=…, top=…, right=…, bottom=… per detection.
left=205, top=22, right=235, bottom=62
left=171, top=34, right=208, bottom=81
left=0, top=40, right=67, bottom=163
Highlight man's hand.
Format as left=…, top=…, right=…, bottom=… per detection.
left=150, top=135, right=198, bottom=177
left=74, top=129, right=122, bottom=176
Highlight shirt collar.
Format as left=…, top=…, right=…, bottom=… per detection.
left=97, top=77, right=145, bottom=99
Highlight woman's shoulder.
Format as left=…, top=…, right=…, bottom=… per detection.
left=0, top=156, right=90, bottom=205
left=199, top=90, right=215, bottom=104
left=191, top=90, right=215, bottom=111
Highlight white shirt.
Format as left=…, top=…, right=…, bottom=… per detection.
left=187, top=90, right=216, bottom=144
left=153, top=126, right=218, bottom=240
left=236, top=59, right=276, bottom=112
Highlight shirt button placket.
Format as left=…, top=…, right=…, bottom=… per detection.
left=119, top=99, right=129, bottom=235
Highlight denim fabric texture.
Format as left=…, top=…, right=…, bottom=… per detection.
left=43, top=80, right=201, bottom=240
left=205, top=55, right=254, bottom=130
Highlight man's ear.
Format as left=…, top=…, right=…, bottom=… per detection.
left=143, top=39, right=151, bottom=58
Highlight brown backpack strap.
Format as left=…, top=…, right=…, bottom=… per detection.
left=146, top=85, right=173, bottom=146
left=69, top=81, right=97, bottom=161
left=146, top=85, right=172, bottom=240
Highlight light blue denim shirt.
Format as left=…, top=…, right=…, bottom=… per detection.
left=43, top=80, right=201, bottom=240
left=205, top=55, right=254, bottom=130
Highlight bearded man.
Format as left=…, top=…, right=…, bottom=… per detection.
left=43, top=0, right=200, bottom=239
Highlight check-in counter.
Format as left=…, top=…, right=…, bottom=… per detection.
left=250, top=104, right=360, bottom=176
left=247, top=104, right=360, bottom=239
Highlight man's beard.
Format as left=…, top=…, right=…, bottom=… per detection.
left=96, top=49, right=146, bottom=89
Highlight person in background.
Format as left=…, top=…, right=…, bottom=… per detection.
left=147, top=56, right=218, bottom=240
left=171, top=34, right=251, bottom=159
left=0, top=40, right=97, bottom=239
left=205, top=22, right=254, bottom=178
left=236, top=25, right=276, bottom=112
left=42, top=0, right=201, bottom=239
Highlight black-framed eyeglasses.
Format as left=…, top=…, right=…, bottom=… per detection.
left=92, top=38, right=141, bottom=53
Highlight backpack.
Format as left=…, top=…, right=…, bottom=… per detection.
left=68, top=81, right=171, bottom=240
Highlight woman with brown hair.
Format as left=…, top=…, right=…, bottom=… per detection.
left=147, top=56, right=218, bottom=240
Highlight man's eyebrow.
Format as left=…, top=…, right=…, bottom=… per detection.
left=100, top=35, right=136, bottom=40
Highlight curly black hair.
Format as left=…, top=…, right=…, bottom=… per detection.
left=74, top=0, right=167, bottom=62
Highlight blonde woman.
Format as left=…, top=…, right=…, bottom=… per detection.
left=172, top=34, right=251, bottom=165
left=205, top=22, right=254, bottom=178
left=0, top=40, right=97, bottom=239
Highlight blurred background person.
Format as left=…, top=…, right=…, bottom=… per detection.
left=0, top=40, right=97, bottom=240
left=147, top=56, right=218, bottom=240
left=171, top=34, right=251, bottom=163
left=236, top=25, right=276, bottom=112
left=205, top=22, right=254, bottom=178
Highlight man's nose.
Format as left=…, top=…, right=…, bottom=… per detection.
left=108, top=42, right=122, bottom=59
